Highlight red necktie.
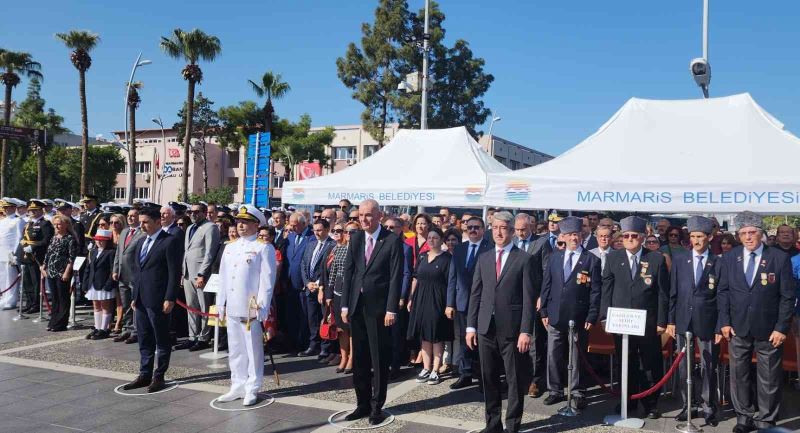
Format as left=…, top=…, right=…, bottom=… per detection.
left=124, top=228, right=136, bottom=248
left=496, top=249, right=504, bottom=280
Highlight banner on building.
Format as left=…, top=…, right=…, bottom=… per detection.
left=298, top=162, right=321, bottom=180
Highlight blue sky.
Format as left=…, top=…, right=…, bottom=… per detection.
left=3, top=0, right=800, bottom=156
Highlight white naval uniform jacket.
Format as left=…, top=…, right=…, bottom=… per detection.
left=0, top=215, right=24, bottom=262
left=216, top=235, right=277, bottom=320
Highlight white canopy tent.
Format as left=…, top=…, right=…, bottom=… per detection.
left=282, top=126, right=509, bottom=206
left=484, top=93, right=800, bottom=213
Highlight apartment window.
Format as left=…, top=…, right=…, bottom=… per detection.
left=113, top=187, right=126, bottom=200
left=228, top=150, right=240, bottom=168
left=334, top=146, right=356, bottom=161
left=364, top=145, right=379, bottom=158
left=136, top=161, right=151, bottom=174
left=227, top=177, right=239, bottom=193
left=119, top=164, right=127, bottom=174
left=134, top=187, right=150, bottom=199
left=272, top=175, right=285, bottom=189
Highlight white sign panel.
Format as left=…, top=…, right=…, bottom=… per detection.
left=204, top=274, right=220, bottom=294
left=72, top=256, right=86, bottom=271
left=604, top=307, right=647, bottom=337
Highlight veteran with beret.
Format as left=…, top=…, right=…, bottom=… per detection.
left=215, top=205, right=277, bottom=406
left=666, top=216, right=722, bottom=426
left=539, top=216, right=602, bottom=409
left=718, top=211, right=795, bottom=432
left=599, top=215, right=670, bottom=419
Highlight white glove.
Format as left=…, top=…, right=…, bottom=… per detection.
left=87, top=243, right=94, bottom=251
left=23, top=245, right=32, bottom=254
left=215, top=305, right=225, bottom=320
left=256, top=305, right=269, bottom=322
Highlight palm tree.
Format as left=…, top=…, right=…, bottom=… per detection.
left=0, top=50, right=42, bottom=196
left=55, top=30, right=100, bottom=195
left=126, top=81, right=142, bottom=204
left=160, top=28, right=221, bottom=201
left=248, top=71, right=290, bottom=135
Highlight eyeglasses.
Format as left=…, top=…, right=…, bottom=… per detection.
left=597, top=234, right=611, bottom=239
left=348, top=217, right=358, bottom=221
left=385, top=226, right=397, bottom=231
left=556, top=241, right=566, bottom=247
left=622, top=233, right=640, bottom=240
left=332, top=229, right=344, bottom=234
left=466, top=225, right=482, bottom=231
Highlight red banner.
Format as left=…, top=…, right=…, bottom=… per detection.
left=298, top=162, right=321, bottom=180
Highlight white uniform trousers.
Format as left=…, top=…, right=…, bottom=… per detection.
left=0, top=262, right=20, bottom=309
left=227, top=317, right=264, bottom=397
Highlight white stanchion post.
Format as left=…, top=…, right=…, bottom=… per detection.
left=12, top=264, right=27, bottom=321
left=32, top=278, right=45, bottom=324
left=676, top=332, right=703, bottom=433
left=558, top=320, right=579, bottom=416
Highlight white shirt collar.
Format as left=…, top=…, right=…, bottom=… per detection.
left=626, top=248, right=643, bottom=262
left=496, top=242, right=513, bottom=254
left=694, top=248, right=710, bottom=261
left=744, top=243, right=764, bottom=257
left=565, top=246, right=583, bottom=256
left=365, top=225, right=381, bottom=243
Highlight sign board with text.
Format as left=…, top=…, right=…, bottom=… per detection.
left=604, top=307, right=647, bottom=337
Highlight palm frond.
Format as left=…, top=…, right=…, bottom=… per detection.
left=55, top=30, right=100, bottom=51
left=248, top=79, right=265, bottom=98
left=161, top=28, right=221, bottom=64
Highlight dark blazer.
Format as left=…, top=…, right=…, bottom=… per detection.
left=540, top=248, right=602, bottom=330
left=447, top=239, right=494, bottom=312
left=530, top=234, right=553, bottom=274
left=400, top=243, right=414, bottom=301
left=301, top=237, right=336, bottom=294
left=132, top=231, right=181, bottom=310
left=286, top=227, right=313, bottom=289
left=600, top=248, right=670, bottom=336
left=342, top=226, right=404, bottom=317
left=467, top=245, right=537, bottom=339
left=583, top=234, right=599, bottom=251
left=668, top=249, right=722, bottom=340
left=83, top=247, right=118, bottom=292
left=717, top=245, right=795, bottom=340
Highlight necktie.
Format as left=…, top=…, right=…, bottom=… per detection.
left=365, top=236, right=374, bottom=264
left=139, top=237, right=152, bottom=262
left=564, top=251, right=574, bottom=282
left=745, top=251, right=756, bottom=286
left=630, top=255, right=638, bottom=279
left=695, top=255, right=704, bottom=286
left=311, top=241, right=323, bottom=270
left=549, top=235, right=556, bottom=249
left=495, top=249, right=504, bottom=280
left=188, top=224, right=198, bottom=241
left=519, top=239, right=527, bottom=250
left=124, top=228, right=135, bottom=248
left=467, top=244, right=478, bottom=269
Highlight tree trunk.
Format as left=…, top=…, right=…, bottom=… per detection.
left=1, top=84, right=12, bottom=197
left=379, top=95, right=388, bottom=148
left=79, top=69, right=89, bottom=195
left=182, top=79, right=195, bottom=202
left=127, top=104, right=136, bottom=204
left=201, top=135, right=208, bottom=194
left=265, top=99, right=274, bottom=200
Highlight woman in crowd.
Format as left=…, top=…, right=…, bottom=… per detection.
left=42, top=215, right=78, bottom=332
left=719, top=233, right=737, bottom=254
left=176, top=215, right=191, bottom=232
left=443, top=228, right=460, bottom=252
left=611, top=232, right=624, bottom=250
left=83, top=229, right=118, bottom=340
left=407, top=227, right=454, bottom=385
left=322, top=221, right=354, bottom=373
left=406, top=213, right=432, bottom=268
left=108, top=213, right=127, bottom=335
left=258, top=226, right=276, bottom=245
left=659, top=225, right=686, bottom=257
left=227, top=225, right=239, bottom=243
left=644, top=234, right=661, bottom=252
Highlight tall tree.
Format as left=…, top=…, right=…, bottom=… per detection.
left=271, top=114, right=334, bottom=181
left=12, top=78, right=66, bottom=197
left=0, top=49, right=42, bottom=195
left=217, top=101, right=263, bottom=150
left=336, top=0, right=409, bottom=147
left=248, top=71, right=290, bottom=135
left=160, top=28, right=221, bottom=201
left=173, top=92, right=219, bottom=193
left=126, top=81, right=142, bottom=204
left=55, top=30, right=100, bottom=195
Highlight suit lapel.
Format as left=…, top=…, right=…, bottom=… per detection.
left=496, top=247, right=517, bottom=284
left=568, top=250, right=588, bottom=283
left=140, top=232, right=163, bottom=267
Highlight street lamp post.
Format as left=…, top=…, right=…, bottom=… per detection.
left=488, top=115, right=501, bottom=157
left=124, top=52, right=151, bottom=204
left=420, top=0, right=430, bottom=130
left=152, top=117, right=166, bottom=203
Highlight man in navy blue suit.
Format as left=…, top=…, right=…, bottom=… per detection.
left=384, top=217, right=414, bottom=379
left=446, top=216, right=493, bottom=390
left=718, top=211, right=795, bottom=432
left=301, top=219, right=336, bottom=360
left=539, top=216, right=601, bottom=409
left=666, top=216, right=722, bottom=426
left=284, top=211, right=314, bottom=356
left=122, top=206, right=181, bottom=393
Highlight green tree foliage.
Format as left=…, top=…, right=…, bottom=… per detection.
left=186, top=186, right=234, bottom=207
left=173, top=92, right=219, bottom=193
left=217, top=101, right=264, bottom=150
left=271, top=114, right=334, bottom=181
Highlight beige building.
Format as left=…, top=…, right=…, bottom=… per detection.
left=478, top=134, right=554, bottom=170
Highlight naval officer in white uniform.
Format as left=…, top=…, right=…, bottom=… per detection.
left=0, top=198, right=25, bottom=310
left=216, top=204, right=276, bottom=406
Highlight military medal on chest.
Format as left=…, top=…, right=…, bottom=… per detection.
left=767, top=272, right=776, bottom=284
left=708, top=275, right=715, bottom=290
left=760, top=272, right=768, bottom=286
left=577, top=270, right=590, bottom=285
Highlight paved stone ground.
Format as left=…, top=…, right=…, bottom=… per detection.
left=1, top=307, right=799, bottom=432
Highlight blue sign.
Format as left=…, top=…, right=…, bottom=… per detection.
left=244, top=132, right=271, bottom=207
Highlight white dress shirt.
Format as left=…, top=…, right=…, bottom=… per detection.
left=626, top=248, right=643, bottom=274
left=693, top=248, right=710, bottom=285
left=743, top=243, right=764, bottom=286
left=563, top=246, right=583, bottom=273
left=590, top=246, right=611, bottom=271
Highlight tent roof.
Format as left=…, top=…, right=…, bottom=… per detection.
left=283, top=126, right=509, bottom=206
left=485, top=93, right=800, bottom=213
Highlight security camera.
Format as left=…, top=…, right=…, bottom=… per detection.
left=689, top=57, right=711, bottom=96
left=397, top=81, right=408, bottom=92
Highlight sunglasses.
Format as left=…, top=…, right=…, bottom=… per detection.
left=348, top=217, right=358, bottom=221
left=385, top=226, right=397, bottom=231
left=622, top=233, right=640, bottom=240
left=332, top=229, right=344, bottom=234
left=556, top=241, right=566, bottom=247
left=345, top=230, right=357, bottom=234
left=188, top=210, right=203, bottom=214
left=466, top=225, right=482, bottom=231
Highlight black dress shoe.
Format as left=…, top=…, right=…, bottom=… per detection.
left=90, top=330, right=110, bottom=340
left=113, top=332, right=130, bottom=343
left=703, top=414, right=718, bottom=427
left=368, top=410, right=387, bottom=425
left=125, top=335, right=138, bottom=344
left=450, top=376, right=473, bottom=390
left=644, top=409, right=660, bottom=419
left=543, top=394, right=565, bottom=406
left=389, top=369, right=402, bottom=380
left=573, top=396, right=587, bottom=410
left=732, top=423, right=753, bottom=433
left=336, top=367, right=345, bottom=373
left=344, top=368, right=352, bottom=374
left=51, top=327, right=67, bottom=332
left=174, top=340, right=195, bottom=350
left=86, top=329, right=98, bottom=340
left=147, top=377, right=167, bottom=393
left=301, top=348, right=320, bottom=357
left=343, top=407, right=370, bottom=421
left=122, top=375, right=151, bottom=390
left=675, top=408, right=688, bottom=421
left=188, top=341, right=210, bottom=352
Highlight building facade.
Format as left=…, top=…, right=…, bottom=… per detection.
left=478, top=134, right=554, bottom=170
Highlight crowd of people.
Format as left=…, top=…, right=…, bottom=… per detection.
left=0, top=195, right=797, bottom=432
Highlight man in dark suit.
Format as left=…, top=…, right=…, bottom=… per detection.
left=666, top=216, right=722, bottom=426
left=512, top=212, right=548, bottom=398
left=539, top=216, right=602, bottom=409
left=340, top=199, right=403, bottom=426
left=112, top=207, right=144, bottom=343
left=385, top=217, right=414, bottom=379
left=122, top=206, right=181, bottom=393
left=446, top=216, right=493, bottom=390
left=301, top=219, right=336, bottom=360
left=581, top=216, right=599, bottom=250
left=600, top=216, right=669, bottom=419
left=718, top=212, right=795, bottom=432
left=466, top=211, right=537, bottom=433
left=284, top=212, right=314, bottom=356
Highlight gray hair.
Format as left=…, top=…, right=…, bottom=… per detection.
left=289, top=211, right=306, bottom=225
left=160, top=206, right=175, bottom=217
left=514, top=213, right=531, bottom=224
left=493, top=211, right=514, bottom=229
